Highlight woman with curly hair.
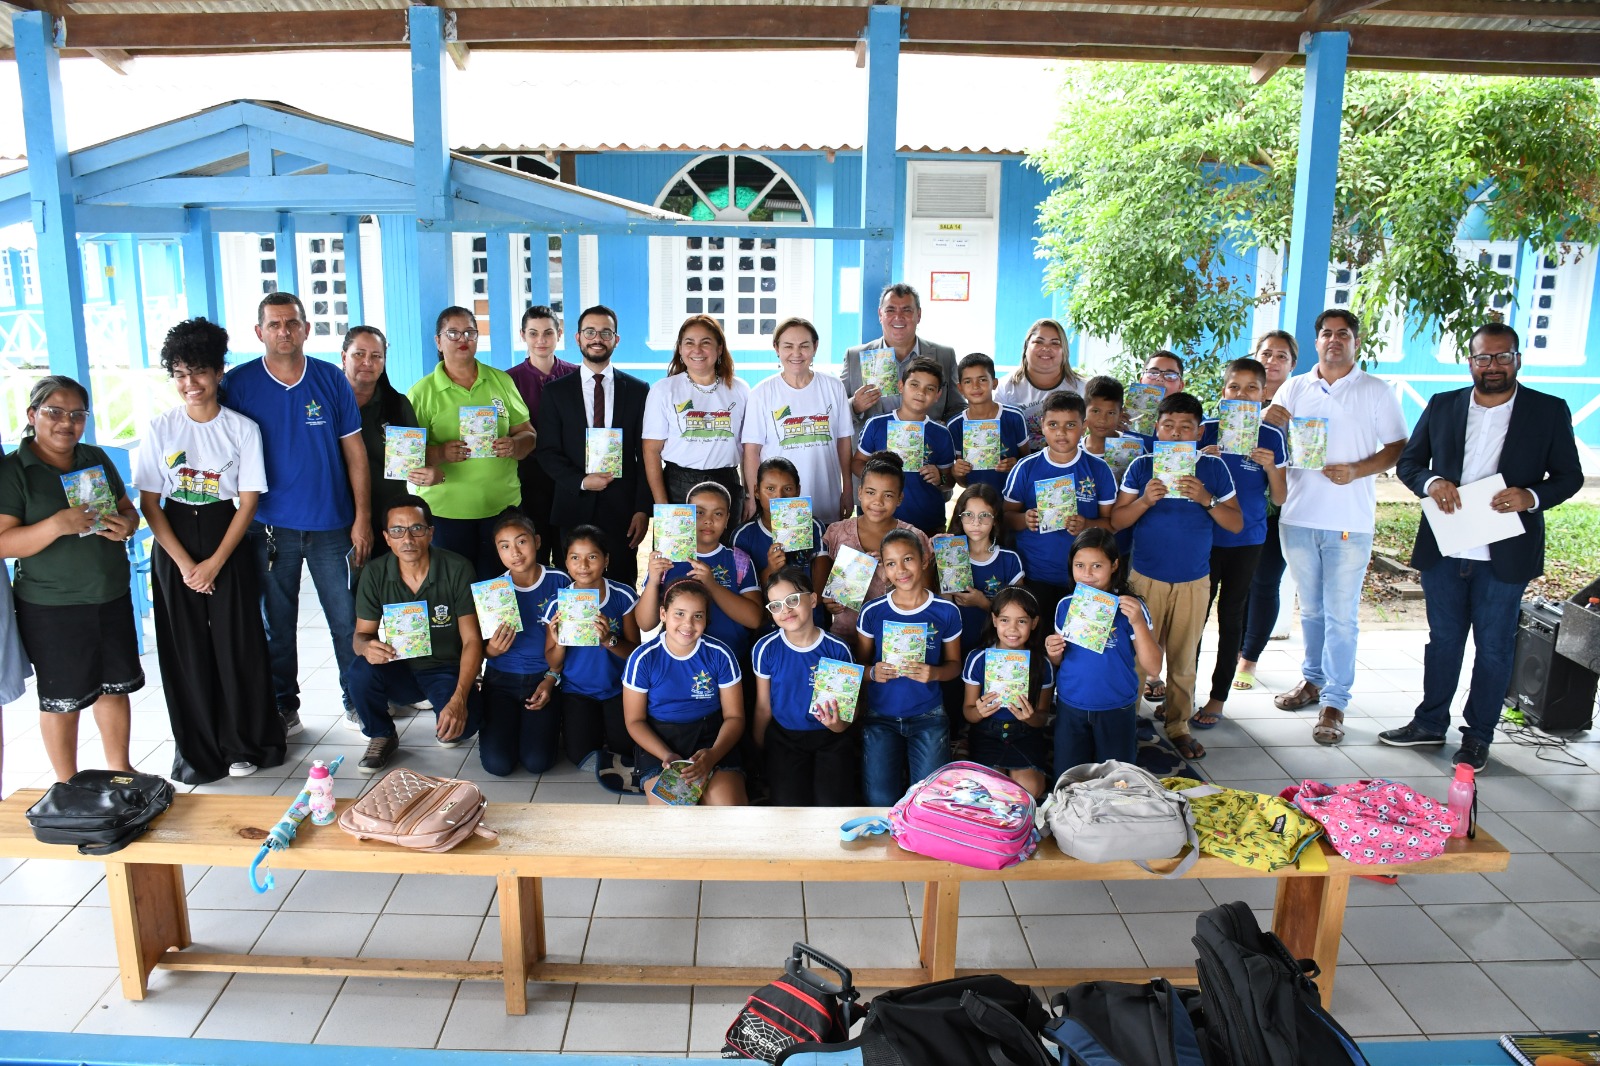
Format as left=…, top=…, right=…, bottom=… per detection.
left=135, top=318, right=285, bottom=783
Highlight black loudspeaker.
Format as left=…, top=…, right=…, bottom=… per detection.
left=1507, top=602, right=1597, bottom=732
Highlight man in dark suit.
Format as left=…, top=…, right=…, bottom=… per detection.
left=535, top=304, right=651, bottom=586
left=1382, top=321, right=1583, bottom=770
left=841, top=282, right=963, bottom=438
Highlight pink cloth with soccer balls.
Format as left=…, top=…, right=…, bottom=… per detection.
left=1285, top=779, right=1456, bottom=865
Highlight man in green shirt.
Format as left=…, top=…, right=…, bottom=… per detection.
left=350, top=494, right=483, bottom=773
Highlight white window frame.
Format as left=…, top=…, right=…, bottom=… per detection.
left=1522, top=245, right=1595, bottom=367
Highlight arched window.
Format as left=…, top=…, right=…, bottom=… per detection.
left=648, top=153, right=814, bottom=349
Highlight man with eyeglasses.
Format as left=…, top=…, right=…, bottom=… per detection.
left=534, top=305, right=652, bottom=585
left=348, top=495, right=482, bottom=773
left=1261, top=309, right=1407, bottom=747
left=842, top=283, right=963, bottom=436
left=223, top=292, right=370, bottom=738
left=1383, top=322, right=1581, bottom=770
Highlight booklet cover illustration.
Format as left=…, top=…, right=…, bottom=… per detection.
left=1064, top=584, right=1120, bottom=654
left=963, top=419, right=1003, bottom=469
left=649, top=760, right=705, bottom=806
left=886, top=419, right=925, bottom=470
left=585, top=428, right=624, bottom=477
left=1037, top=474, right=1078, bottom=534
left=1153, top=441, right=1197, bottom=493
left=821, top=544, right=876, bottom=612
left=61, top=465, right=117, bottom=537
left=382, top=600, right=432, bottom=660
left=1124, top=384, right=1163, bottom=436
left=1102, top=437, right=1145, bottom=481
left=458, top=405, right=498, bottom=459
left=653, top=503, right=696, bottom=562
left=882, top=621, right=928, bottom=670
left=931, top=534, right=973, bottom=594
left=769, top=496, right=814, bottom=552
left=811, top=657, right=865, bottom=723
left=1218, top=400, right=1261, bottom=456
left=556, top=587, right=601, bottom=647
left=382, top=425, right=427, bottom=480
left=1290, top=416, right=1328, bottom=470
left=471, top=576, right=522, bottom=637
left=863, top=348, right=900, bottom=398
left=984, top=649, right=1031, bottom=711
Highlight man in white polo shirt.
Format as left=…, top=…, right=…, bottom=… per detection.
left=1263, top=309, right=1408, bottom=746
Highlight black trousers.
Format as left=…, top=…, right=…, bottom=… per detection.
left=152, top=500, right=286, bottom=784
left=518, top=459, right=560, bottom=567
left=563, top=691, right=634, bottom=766
left=1240, top=513, right=1286, bottom=663
left=1203, top=542, right=1266, bottom=705
left=764, top=721, right=862, bottom=806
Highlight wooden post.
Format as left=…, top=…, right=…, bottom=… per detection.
left=1272, top=873, right=1350, bottom=1007
left=104, top=861, right=190, bottom=999
left=496, top=874, right=544, bottom=1015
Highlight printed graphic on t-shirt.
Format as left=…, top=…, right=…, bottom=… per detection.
left=690, top=668, right=716, bottom=699
left=165, top=450, right=230, bottom=505
left=673, top=398, right=737, bottom=440
left=304, top=399, right=326, bottom=427
left=772, top=406, right=833, bottom=448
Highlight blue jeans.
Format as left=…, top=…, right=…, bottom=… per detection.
left=479, top=668, right=562, bottom=775
left=861, top=708, right=949, bottom=807
left=1054, top=700, right=1138, bottom=772
left=246, top=522, right=356, bottom=713
left=1280, top=524, right=1372, bottom=712
left=346, top=658, right=480, bottom=741
left=1414, top=560, right=1526, bottom=746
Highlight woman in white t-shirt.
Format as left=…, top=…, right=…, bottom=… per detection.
left=642, top=315, right=752, bottom=522
left=993, top=318, right=1086, bottom=452
left=740, top=317, right=854, bottom=527
left=134, top=319, right=285, bottom=784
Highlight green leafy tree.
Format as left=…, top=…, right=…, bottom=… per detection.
left=1030, top=65, right=1600, bottom=388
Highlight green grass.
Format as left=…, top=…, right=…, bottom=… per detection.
left=1373, top=500, right=1600, bottom=601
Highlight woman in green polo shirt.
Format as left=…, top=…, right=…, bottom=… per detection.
left=0, top=375, right=142, bottom=782
left=406, top=306, right=535, bottom=579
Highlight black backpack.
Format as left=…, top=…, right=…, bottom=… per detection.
left=25, top=769, right=175, bottom=856
left=1192, top=900, right=1370, bottom=1066
left=723, top=943, right=861, bottom=1061
left=1044, top=978, right=1208, bottom=1066
left=777, top=974, right=1053, bottom=1066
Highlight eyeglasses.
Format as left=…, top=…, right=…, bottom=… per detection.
left=385, top=524, right=431, bottom=538
left=1468, top=351, right=1519, bottom=367
left=1142, top=369, right=1182, bottom=382
left=578, top=328, right=618, bottom=341
left=957, top=511, right=995, bottom=523
left=36, top=405, right=91, bottom=424
left=440, top=329, right=479, bottom=342
left=764, top=592, right=806, bottom=615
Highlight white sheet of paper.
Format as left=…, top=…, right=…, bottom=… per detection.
left=1420, top=473, right=1525, bottom=556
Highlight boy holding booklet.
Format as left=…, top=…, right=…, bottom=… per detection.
left=751, top=568, right=861, bottom=806
left=946, top=353, right=1029, bottom=494
left=734, top=456, right=827, bottom=584
left=855, top=357, right=956, bottom=536
left=1110, top=393, right=1242, bottom=761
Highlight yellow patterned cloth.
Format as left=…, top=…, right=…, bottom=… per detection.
left=1161, top=777, right=1323, bottom=872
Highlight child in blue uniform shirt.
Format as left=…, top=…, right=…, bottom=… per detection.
left=856, top=357, right=956, bottom=536
left=962, top=587, right=1054, bottom=797
left=1045, top=529, right=1162, bottom=769
left=1195, top=357, right=1288, bottom=730
left=541, top=525, right=641, bottom=786
left=733, top=456, right=827, bottom=586
left=857, top=529, right=963, bottom=806
left=1003, top=392, right=1117, bottom=619
left=638, top=481, right=763, bottom=661
left=623, top=579, right=747, bottom=806
left=479, top=511, right=571, bottom=776
left=1110, top=392, right=1242, bottom=762
left=947, top=353, right=1029, bottom=495
left=751, top=567, right=860, bottom=806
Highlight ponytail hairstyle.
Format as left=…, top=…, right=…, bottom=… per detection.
left=660, top=578, right=712, bottom=615
left=880, top=528, right=925, bottom=564
left=859, top=450, right=906, bottom=492
left=980, top=585, right=1052, bottom=699
left=491, top=508, right=539, bottom=542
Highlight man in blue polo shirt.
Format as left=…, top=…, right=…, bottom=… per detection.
left=223, top=292, right=370, bottom=736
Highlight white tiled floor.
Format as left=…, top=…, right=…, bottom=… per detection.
left=2, top=592, right=1599, bottom=1054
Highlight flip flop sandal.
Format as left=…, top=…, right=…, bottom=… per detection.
left=1172, top=735, right=1206, bottom=761
left=1144, top=681, right=1167, bottom=704
left=1191, top=709, right=1224, bottom=730
left=1275, top=680, right=1321, bottom=711
left=1313, top=707, right=1345, bottom=745
left=1152, top=706, right=1168, bottom=722
left=1232, top=670, right=1257, bottom=691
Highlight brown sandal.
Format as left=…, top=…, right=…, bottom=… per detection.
left=1275, top=679, right=1321, bottom=711
left=1313, top=707, right=1345, bottom=745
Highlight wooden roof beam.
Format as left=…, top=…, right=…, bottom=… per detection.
left=86, top=46, right=131, bottom=74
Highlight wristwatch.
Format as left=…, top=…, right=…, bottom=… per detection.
left=1204, top=494, right=1219, bottom=510
left=607, top=633, right=620, bottom=648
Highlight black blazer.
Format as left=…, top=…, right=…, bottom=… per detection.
left=534, top=366, right=653, bottom=528
left=1396, top=384, right=1582, bottom=584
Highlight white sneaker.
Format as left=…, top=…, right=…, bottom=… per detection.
left=228, top=761, right=259, bottom=777
left=435, top=736, right=462, bottom=749
left=342, top=707, right=364, bottom=732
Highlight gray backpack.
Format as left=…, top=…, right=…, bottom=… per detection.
left=1036, top=760, right=1198, bottom=878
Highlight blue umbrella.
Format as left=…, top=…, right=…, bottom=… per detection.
left=250, top=754, right=345, bottom=893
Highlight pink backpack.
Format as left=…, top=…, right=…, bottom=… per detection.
left=841, top=761, right=1038, bottom=869
left=1286, top=778, right=1455, bottom=865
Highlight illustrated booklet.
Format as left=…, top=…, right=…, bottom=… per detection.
left=821, top=544, right=876, bottom=612
left=556, top=587, right=601, bottom=647
left=862, top=348, right=900, bottom=398
left=1289, top=417, right=1328, bottom=470
left=382, top=426, right=427, bottom=480
left=585, top=428, right=624, bottom=477
left=458, top=405, right=498, bottom=460
left=1101, top=437, right=1144, bottom=481
left=769, top=496, right=814, bottom=552
left=1153, top=441, right=1197, bottom=493
left=963, top=418, right=1003, bottom=470
left=886, top=419, right=925, bottom=470
left=653, top=503, right=696, bottom=562
left=984, top=649, right=1031, bottom=711
left=1036, top=474, right=1077, bottom=534
left=1064, top=584, right=1120, bottom=654
left=931, top=534, right=972, bottom=594
left=61, top=465, right=117, bottom=537
left=1217, top=399, right=1261, bottom=456
left=649, top=761, right=705, bottom=806
left=470, top=576, right=522, bottom=636
left=381, top=600, right=431, bottom=660
left=811, top=657, right=865, bottom=723
left=1124, top=383, right=1163, bottom=436
left=882, top=621, right=928, bottom=671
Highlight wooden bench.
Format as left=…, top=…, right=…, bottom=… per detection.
left=0, top=792, right=1509, bottom=1016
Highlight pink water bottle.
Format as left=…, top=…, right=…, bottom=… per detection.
left=1447, top=763, right=1475, bottom=839
left=307, top=760, right=336, bottom=826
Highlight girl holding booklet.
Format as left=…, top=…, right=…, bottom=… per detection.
left=623, top=579, right=747, bottom=806
left=961, top=587, right=1054, bottom=797
left=751, top=567, right=860, bottom=806
left=478, top=511, right=573, bottom=776
left=636, top=481, right=763, bottom=662
left=1044, top=529, right=1161, bottom=770
left=819, top=452, right=933, bottom=645
left=540, top=525, right=640, bottom=785
left=937, top=484, right=1024, bottom=734
left=856, top=529, right=964, bottom=806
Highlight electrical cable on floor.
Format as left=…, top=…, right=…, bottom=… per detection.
left=1496, top=708, right=1589, bottom=767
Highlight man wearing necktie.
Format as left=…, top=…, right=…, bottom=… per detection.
left=535, top=305, right=652, bottom=586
